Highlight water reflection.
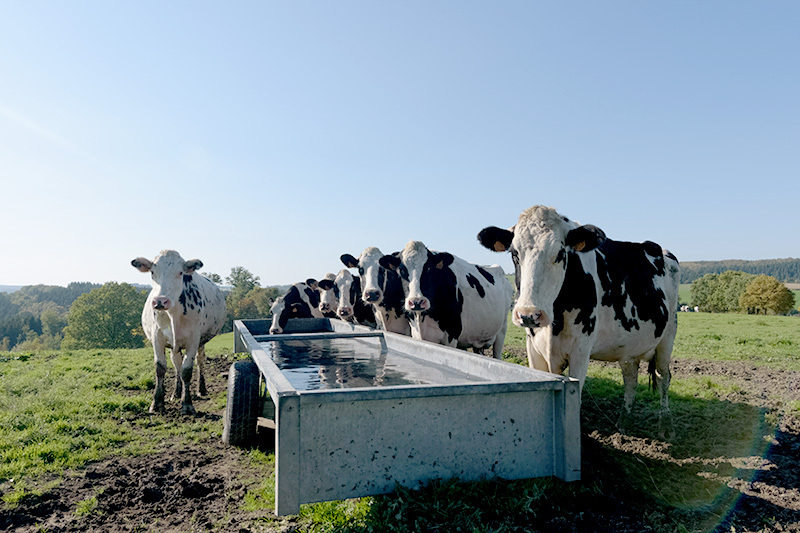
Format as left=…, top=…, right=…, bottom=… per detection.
left=268, top=338, right=483, bottom=391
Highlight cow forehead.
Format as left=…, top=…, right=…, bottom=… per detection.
left=399, top=241, right=429, bottom=270
left=336, top=269, right=354, bottom=285
left=513, top=207, right=574, bottom=252
left=359, top=247, right=383, bottom=265
left=152, top=250, right=185, bottom=270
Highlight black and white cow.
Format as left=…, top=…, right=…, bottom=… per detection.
left=478, top=205, right=680, bottom=435
left=316, top=273, right=340, bottom=318
left=269, top=282, right=323, bottom=334
left=379, top=241, right=514, bottom=357
left=132, top=250, right=226, bottom=415
left=341, top=247, right=411, bottom=335
left=329, top=269, right=377, bottom=328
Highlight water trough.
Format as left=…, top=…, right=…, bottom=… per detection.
left=230, top=318, right=581, bottom=516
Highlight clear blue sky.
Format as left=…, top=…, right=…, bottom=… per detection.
left=2, top=2, right=798, bottom=287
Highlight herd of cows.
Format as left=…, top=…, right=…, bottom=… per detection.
left=131, top=205, right=680, bottom=435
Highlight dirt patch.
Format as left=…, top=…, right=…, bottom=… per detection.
left=2, top=352, right=800, bottom=532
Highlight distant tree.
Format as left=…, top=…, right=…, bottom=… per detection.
left=0, top=292, right=20, bottom=322
left=226, top=267, right=260, bottom=296
left=739, top=275, right=796, bottom=315
left=40, top=308, right=68, bottom=337
left=708, top=271, right=756, bottom=313
left=691, top=274, right=719, bottom=311
left=202, top=272, right=223, bottom=284
left=62, top=283, right=148, bottom=349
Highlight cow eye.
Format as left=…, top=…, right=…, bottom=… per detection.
left=555, top=249, right=567, bottom=264
left=358, top=267, right=364, bottom=275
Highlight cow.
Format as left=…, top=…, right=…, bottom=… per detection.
left=316, top=273, right=341, bottom=318
left=379, top=240, right=514, bottom=357
left=477, top=205, right=680, bottom=436
left=269, top=282, right=324, bottom=334
left=330, top=269, right=377, bottom=328
left=131, top=250, right=226, bottom=415
left=341, top=247, right=411, bottom=335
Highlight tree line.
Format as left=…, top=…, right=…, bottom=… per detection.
left=681, top=258, right=800, bottom=284
left=0, top=268, right=284, bottom=352
left=690, top=271, right=796, bottom=315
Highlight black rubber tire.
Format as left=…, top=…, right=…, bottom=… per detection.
left=222, top=360, right=260, bottom=446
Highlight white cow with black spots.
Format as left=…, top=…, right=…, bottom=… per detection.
left=132, top=250, right=226, bottom=415
left=380, top=240, right=514, bottom=357
left=478, top=205, right=680, bottom=435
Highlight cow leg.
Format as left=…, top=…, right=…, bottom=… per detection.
left=492, top=318, right=508, bottom=359
left=150, top=338, right=168, bottom=413
left=179, top=334, right=201, bottom=415
left=653, top=335, right=675, bottom=439
left=169, top=348, right=183, bottom=402
left=196, top=344, right=208, bottom=397
left=618, top=359, right=640, bottom=434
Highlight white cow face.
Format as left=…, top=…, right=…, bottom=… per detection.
left=334, top=269, right=358, bottom=319
left=317, top=273, right=339, bottom=314
left=341, top=247, right=385, bottom=305
left=379, top=240, right=453, bottom=313
left=132, top=250, right=203, bottom=312
left=478, top=206, right=605, bottom=328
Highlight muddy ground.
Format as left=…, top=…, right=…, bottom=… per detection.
left=2, top=354, right=799, bottom=533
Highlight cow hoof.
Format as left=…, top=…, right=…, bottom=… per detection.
left=616, top=411, right=634, bottom=435
left=181, top=404, right=197, bottom=416
left=149, top=402, right=165, bottom=414
left=198, top=385, right=208, bottom=397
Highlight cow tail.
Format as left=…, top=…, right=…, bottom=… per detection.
left=648, top=358, right=657, bottom=392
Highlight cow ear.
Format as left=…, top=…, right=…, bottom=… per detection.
left=305, top=278, right=319, bottom=290
left=184, top=259, right=203, bottom=273
left=431, top=253, right=454, bottom=270
left=340, top=254, right=358, bottom=268
left=132, top=257, right=153, bottom=273
left=478, top=226, right=515, bottom=252
left=318, top=279, right=334, bottom=290
left=379, top=255, right=402, bottom=272
left=565, top=225, right=606, bottom=253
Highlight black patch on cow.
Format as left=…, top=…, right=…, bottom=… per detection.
left=351, top=276, right=377, bottom=327
left=595, top=240, right=670, bottom=337
left=552, top=253, right=597, bottom=336
left=419, top=257, right=463, bottom=344
left=466, top=273, right=486, bottom=298
left=380, top=266, right=407, bottom=321
left=476, top=266, right=495, bottom=285
left=666, top=251, right=679, bottom=264
left=278, top=285, right=316, bottom=331
left=179, top=275, right=204, bottom=315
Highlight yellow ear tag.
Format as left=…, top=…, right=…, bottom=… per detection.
left=493, top=242, right=507, bottom=252
left=573, top=241, right=586, bottom=252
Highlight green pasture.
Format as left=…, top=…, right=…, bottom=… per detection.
left=2, top=315, right=799, bottom=532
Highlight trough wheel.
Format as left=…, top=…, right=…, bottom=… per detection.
left=222, top=360, right=260, bottom=446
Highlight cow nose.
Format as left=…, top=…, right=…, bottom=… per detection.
left=320, top=303, right=331, bottom=312
left=407, top=298, right=429, bottom=312
left=153, top=297, right=171, bottom=310
left=270, top=326, right=282, bottom=334
left=338, top=307, right=353, bottom=318
left=515, top=307, right=547, bottom=328
left=364, top=290, right=382, bottom=303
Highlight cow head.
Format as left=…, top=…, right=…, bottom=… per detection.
left=334, top=269, right=362, bottom=320
left=317, top=273, right=339, bottom=314
left=268, top=283, right=317, bottom=334
left=477, top=205, right=605, bottom=328
left=379, top=240, right=454, bottom=314
left=341, top=247, right=389, bottom=305
left=132, top=250, right=203, bottom=312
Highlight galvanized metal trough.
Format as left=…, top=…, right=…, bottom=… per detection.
left=230, top=318, right=581, bottom=516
